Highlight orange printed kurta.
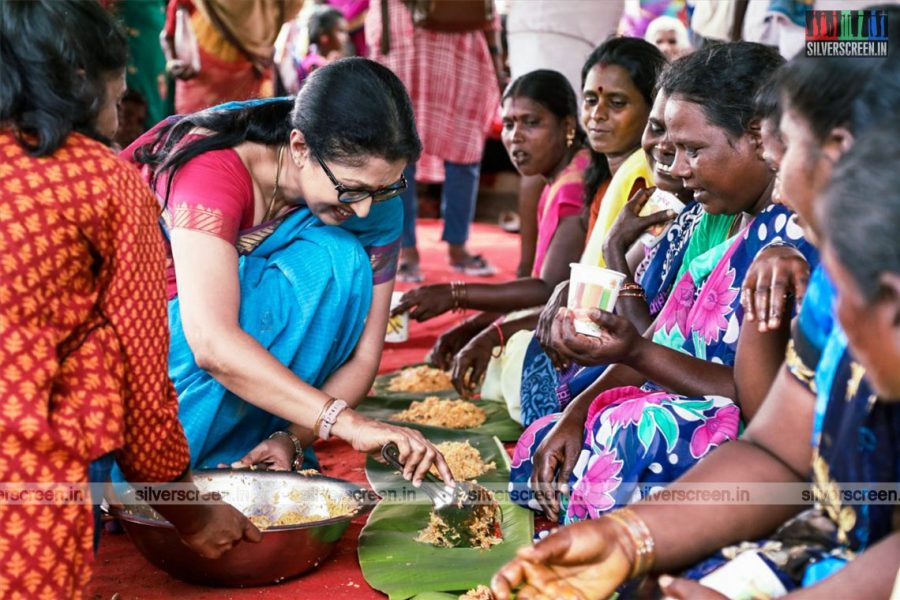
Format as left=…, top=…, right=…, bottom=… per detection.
left=0, top=131, right=190, bottom=598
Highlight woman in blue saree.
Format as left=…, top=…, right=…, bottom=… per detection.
left=119, top=59, right=453, bottom=485
left=509, top=43, right=816, bottom=523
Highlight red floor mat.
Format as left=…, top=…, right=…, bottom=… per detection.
left=89, top=220, right=520, bottom=599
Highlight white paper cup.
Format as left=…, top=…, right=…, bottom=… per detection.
left=639, top=188, right=685, bottom=247
left=385, top=291, right=409, bottom=343
left=567, top=263, right=626, bottom=337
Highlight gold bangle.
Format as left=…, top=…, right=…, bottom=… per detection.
left=605, top=508, right=655, bottom=579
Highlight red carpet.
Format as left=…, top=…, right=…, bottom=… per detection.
left=89, top=220, right=520, bottom=600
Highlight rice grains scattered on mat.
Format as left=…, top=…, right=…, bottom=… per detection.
left=392, top=397, right=487, bottom=429
left=387, top=366, right=454, bottom=393
left=429, top=441, right=496, bottom=481
left=459, top=585, right=495, bottom=600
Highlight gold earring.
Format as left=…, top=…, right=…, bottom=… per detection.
left=566, top=130, right=575, bottom=147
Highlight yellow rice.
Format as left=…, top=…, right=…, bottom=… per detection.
left=392, top=396, right=486, bottom=429
left=387, top=366, right=454, bottom=393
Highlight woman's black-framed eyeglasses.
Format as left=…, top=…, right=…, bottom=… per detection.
left=314, top=152, right=407, bottom=204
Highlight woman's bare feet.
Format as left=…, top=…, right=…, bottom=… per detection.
left=448, top=244, right=496, bottom=277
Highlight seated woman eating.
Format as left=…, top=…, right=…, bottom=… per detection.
left=394, top=38, right=667, bottom=399
left=509, top=42, right=816, bottom=524
left=518, top=84, right=744, bottom=427
left=491, top=111, right=900, bottom=600
left=120, top=59, right=452, bottom=485
left=395, top=68, right=590, bottom=356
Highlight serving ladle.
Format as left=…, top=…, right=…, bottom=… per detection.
left=381, top=442, right=501, bottom=547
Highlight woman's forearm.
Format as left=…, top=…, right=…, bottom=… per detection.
left=636, top=368, right=816, bottom=573
left=461, top=279, right=554, bottom=313
left=734, top=318, right=791, bottom=422
left=194, top=326, right=332, bottom=430
left=625, top=337, right=737, bottom=399
left=495, top=309, right=541, bottom=340
left=320, top=349, right=380, bottom=407
left=635, top=439, right=806, bottom=573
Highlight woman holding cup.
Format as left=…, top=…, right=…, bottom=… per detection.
left=509, top=43, right=817, bottom=524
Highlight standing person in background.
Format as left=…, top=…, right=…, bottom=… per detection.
left=504, top=0, right=622, bottom=277
left=0, top=2, right=259, bottom=596
left=161, top=0, right=303, bottom=115
left=688, top=0, right=739, bottom=47
left=367, top=0, right=504, bottom=282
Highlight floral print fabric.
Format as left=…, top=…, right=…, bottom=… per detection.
left=510, top=206, right=816, bottom=524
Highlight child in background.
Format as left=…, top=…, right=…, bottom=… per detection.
left=296, top=6, right=349, bottom=86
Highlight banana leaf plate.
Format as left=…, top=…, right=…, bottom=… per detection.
left=358, top=497, right=533, bottom=600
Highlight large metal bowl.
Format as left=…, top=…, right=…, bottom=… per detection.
left=108, top=470, right=374, bottom=587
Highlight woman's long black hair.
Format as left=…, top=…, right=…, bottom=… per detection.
left=580, top=37, right=666, bottom=206
left=0, top=0, right=128, bottom=156
left=134, top=57, right=423, bottom=207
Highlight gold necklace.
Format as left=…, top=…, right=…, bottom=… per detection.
left=262, top=144, right=285, bottom=223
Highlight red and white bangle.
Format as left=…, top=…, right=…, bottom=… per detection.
left=316, top=398, right=348, bottom=440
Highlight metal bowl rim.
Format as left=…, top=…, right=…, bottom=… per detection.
left=108, top=470, right=374, bottom=531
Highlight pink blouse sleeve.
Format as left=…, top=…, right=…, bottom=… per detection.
left=164, top=148, right=255, bottom=244
left=554, top=179, right=586, bottom=218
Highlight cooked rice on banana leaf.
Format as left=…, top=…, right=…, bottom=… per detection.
left=392, top=396, right=486, bottom=429
left=387, top=365, right=453, bottom=393
left=429, top=441, right=496, bottom=481
left=415, top=491, right=502, bottom=550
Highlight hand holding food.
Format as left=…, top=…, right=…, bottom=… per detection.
left=429, top=322, right=482, bottom=370
left=551, top=308, right=642, bottom=367
left=451, top=332, right=497, bottom=397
